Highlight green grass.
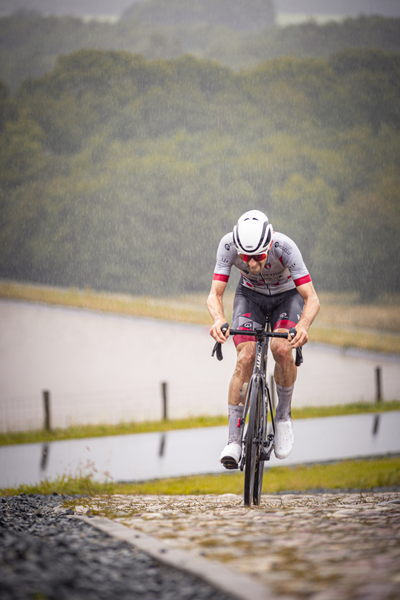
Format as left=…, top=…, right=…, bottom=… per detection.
left=1, top=456, right=399, bottom=498
left=291, top=400, right=400, bottom=420
left=1, top=401, right=399, bottom=447
left=0, top=415, right=228, bottom=446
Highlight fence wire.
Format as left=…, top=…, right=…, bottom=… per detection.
left=0, top=383, right=230, bottom=433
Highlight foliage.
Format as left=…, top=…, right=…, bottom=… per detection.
left=1, top=12, right=400, bottom=91
left=0, top=47, right=399, bottom=299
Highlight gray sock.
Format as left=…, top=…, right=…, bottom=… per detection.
left=228, top=405, right=244, bottom=444
left=275, top=384, right=295, bottom=421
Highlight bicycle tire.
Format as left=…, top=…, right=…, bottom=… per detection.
left=244, top=375, right=264, bottom=507
left=253, top=383, right=271, bottom=505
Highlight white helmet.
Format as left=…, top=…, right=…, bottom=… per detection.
left=233, top=210, right=273, bottom=255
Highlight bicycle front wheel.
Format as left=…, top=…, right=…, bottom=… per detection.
left=244, top=375, right=265, bottom=507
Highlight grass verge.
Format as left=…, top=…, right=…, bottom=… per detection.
left=0, top=415, right=228, bottom=446
left=1, top=401, right=400, bottom=446
left=1, top=456, right=399, bottom=498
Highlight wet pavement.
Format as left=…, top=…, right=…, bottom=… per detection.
left=72, top=490, right=400, bottom=600
left=1, top=412, right=400, bottom=488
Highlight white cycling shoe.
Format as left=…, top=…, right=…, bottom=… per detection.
left=274, top=420, right=294, bottom=459
left=219, top=442, right=241, bottom=470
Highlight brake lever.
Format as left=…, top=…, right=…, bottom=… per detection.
left=295, top=347, right=303, bottom=367
left=289, top=327, right=303, bottom=367
left=211, top=323, right=229, bottom=361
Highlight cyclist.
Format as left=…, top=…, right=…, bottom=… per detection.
left=208, top=210, right=320, bottom=468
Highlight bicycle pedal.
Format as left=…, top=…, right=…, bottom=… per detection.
left=221, top=458, right=239, bottom=470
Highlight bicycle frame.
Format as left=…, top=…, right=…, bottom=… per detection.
left=233, top=319, right=282, bottom=471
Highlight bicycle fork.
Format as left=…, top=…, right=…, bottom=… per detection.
left=239, top=378, right=275, bottom=469
left=260, top=379, right=274, bottom=462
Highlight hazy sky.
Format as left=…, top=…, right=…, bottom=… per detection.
left=1, top=0, right=400, bottom=18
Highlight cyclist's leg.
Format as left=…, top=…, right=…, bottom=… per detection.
left=219, top=286, right=265, bottom=468
left=219, top=341, right=255, bottom=468
left=270, top=289, right=305, bottom=459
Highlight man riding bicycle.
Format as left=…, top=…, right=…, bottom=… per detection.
left=208, top=210, right=320, bottom=468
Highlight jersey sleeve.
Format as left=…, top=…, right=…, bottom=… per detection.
left=277, top=235, right=311, bottom=287
left=212, top=233, right=235, bottom=283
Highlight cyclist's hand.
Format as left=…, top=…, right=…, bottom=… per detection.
left=289, top=325, right=308, bottom=348
left=210, top=320, right=230, bottom=343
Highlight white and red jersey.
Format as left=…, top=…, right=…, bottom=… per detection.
left=213, top=231, right=311, bottom=296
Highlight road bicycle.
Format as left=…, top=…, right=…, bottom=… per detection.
left=212, top=319, right=303, bottom=507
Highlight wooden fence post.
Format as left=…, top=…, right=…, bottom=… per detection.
left=161, top=382, right=168, bottom=420
left=376, top=367, right=382, bottom=403
left=43, top=390, right=51, bottom=431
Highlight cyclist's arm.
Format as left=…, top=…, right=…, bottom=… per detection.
left=291, top=281, right=320, bottom=348
left=207, top=279, right=229, bottom=343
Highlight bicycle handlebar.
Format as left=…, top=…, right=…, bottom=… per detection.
left=212, top=322, right=303, bottom=366
left=227, top=328, right=289, bottom=338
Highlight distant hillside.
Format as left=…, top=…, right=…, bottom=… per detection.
left=122, top=0, right=275, bottom=32
left=2, top=0, right=400, bottom=19
left=1, top=49, right=399, bottom=299
left=1, top=10, right=400, bottom=92
left=0, top=0, right=141, bottom=17
left=274, top=0, right=400, bottom=17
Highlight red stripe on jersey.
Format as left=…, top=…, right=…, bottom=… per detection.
left=243, top=313, right=251, bottom=318
left=294, top=275, right=312, bottom=287
left=274, top=319, right=296, bottom=331
left=213, top=273, right=229, bottom=282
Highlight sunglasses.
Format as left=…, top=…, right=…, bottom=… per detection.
left=239, top=253, right=268, bottom=263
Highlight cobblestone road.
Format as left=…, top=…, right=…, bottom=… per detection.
left=74, top=491, right=400, bottom=600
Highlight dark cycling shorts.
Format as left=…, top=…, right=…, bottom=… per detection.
left=231, top=284, right=304, bottom=347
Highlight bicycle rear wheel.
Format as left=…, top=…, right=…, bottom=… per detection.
left=244, top=375, right=265, bottom=507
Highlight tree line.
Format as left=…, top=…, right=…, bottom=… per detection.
left=1, top=8, right=400, bottom=91
left=0, top=48, right=399, bottom=301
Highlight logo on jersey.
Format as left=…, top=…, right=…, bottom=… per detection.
left=279, top=312, right=288, bottom=318
left=221, top=257, right=229, bottom=263
left=241, top=321, right=252, bottom=329
left=274, top=242, right=292, bottom=255
left=265, top=263, right=272, bottom=270
left=225, top=242, right=234, bottom=251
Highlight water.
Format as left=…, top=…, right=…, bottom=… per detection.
left=0, top=412, right=399, bottom=488
left=1, top=299, right=399, bottom=433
